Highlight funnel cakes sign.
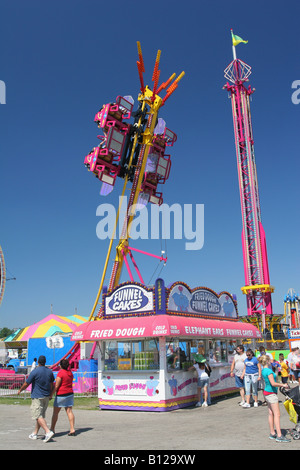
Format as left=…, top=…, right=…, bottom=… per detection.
left=167, top=282, right=238, bottom=319
left=104, top=283, right=154, bottom=317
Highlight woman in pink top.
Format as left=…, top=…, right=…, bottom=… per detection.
left=50, top=359, right=75, bottom=436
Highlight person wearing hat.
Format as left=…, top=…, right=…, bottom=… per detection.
left=18, top=355, right=55, bottom=442
left=188, top=354, right=211, bottom=407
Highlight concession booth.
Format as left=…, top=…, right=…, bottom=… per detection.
left=71, top=279, right=261, bottom=411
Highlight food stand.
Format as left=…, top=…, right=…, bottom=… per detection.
left=71, top=279, right=261, bottom=411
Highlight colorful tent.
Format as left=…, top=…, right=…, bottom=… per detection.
left=5, top=314, right=89, bottom=343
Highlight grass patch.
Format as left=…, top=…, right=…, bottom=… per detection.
left=0, top=396, right=99, bottom=410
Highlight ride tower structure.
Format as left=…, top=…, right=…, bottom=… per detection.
left=85, top=42, right=185, bottom=321
left=284, top=288, right=300, bottom=330
left=0, top=245, right=6, bottom=307
left=223, top=31, right=274, bottom=332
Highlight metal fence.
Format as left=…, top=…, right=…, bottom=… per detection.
left=0, top=372, right=98, bottom=398
left=0, top=374, right=28, bottom=398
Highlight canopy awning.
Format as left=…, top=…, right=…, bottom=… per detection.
left=71, top=314, right=261, bottom=342
left=2, top=341, right=28, bottom=349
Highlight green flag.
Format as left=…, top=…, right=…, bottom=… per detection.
left=231, top=30, right=248, bottom=47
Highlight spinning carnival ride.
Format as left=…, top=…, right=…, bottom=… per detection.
left=223, top=31, right=287, bottom=346
left=51, top=43, right=184, bottom=370
left=85, top=42, right=185, bottom=321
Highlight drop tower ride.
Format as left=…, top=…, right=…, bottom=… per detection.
left=223, top=30, right=274, bottom=328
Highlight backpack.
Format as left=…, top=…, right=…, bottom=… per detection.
left=205, top=363, right=212, bottom=377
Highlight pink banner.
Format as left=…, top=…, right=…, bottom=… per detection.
left=71, top=315, right=261, bottom=342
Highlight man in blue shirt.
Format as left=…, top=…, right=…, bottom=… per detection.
left=18, top=355, right=55, bottom=442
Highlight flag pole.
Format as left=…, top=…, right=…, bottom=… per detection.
left=231, top=29, right=237, bottom=60
left=232, top=45, right=237, bottom=61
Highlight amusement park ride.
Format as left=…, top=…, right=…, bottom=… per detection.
left=284, top=289, right=300, bottom=330
left=0, top=245, right=6, bottom=308
left=223, top=31, right=294, bottom=348
left=84, top=42, right=184, bottom=322
left=57, top=35, right=297, bottom=370
left=3, top=35, right=298, bottom=375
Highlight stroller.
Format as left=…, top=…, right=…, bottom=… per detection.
left=280, top=386, right=300, bottom=440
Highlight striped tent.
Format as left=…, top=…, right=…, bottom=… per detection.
left=5, top=314, right=89, bottom=342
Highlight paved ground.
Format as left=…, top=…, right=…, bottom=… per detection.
left=0, top=392, right=299, bottom=453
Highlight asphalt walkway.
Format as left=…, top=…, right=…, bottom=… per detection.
left=0, top=392, right=299, bottom=452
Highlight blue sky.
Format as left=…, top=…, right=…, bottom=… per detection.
left=0, top=0, right=299, bottom=329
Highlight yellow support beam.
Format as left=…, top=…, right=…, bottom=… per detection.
left=241, top=284, right=275, bottom=294
left=88, top=42, right=185, bottom=320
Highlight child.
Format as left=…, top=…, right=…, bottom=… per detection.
left=278, top=353, right=289, bottom=384
left=189, top=355, right=210, bottom=407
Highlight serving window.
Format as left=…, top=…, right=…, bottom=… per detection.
left=104, top=337, right=243, bottom=371
left=166, top=339, right=241, bottom=370
left=104, top=339, right=159, bottom=371
left=167, top=340, right=210, bottom=370
left=208, top=339, right=227, bottom=363
left=167, top=340, right=191, bottom=370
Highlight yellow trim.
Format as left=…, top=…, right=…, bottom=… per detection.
left=99, top=397, right=195, bottom=409
left=241, top=284, right=275, bottom=294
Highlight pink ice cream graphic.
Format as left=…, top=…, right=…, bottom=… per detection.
left=103, top=376, right=114, bottom=395
left=146, top=376, right=159, bottom=396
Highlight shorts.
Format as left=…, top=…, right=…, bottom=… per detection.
left=264, top=393, right=278, bottom=405
left=54, top=394, right=74, bottom=408
left=235, top=375, right=244, bottom=388
left=31, top=397, right=50, bottom=420
left=198, top=377, right=209, bottom=388
left=281, top=376, right=288, bottom=384
left=293, top=370, right=300, bottom=380
left=244, top=373, right=259, bottom=396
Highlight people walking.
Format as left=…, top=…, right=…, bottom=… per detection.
left=230, top=344, right=246, bottom=406
left=31, top=358, right=37, bottom=371
left=18, top=355, right=55, bottom=442
left=259, top=354, right=290, bottom=442
left=290, top=348, right=300, bottom=386
left=50, top=359, right=75, bottom=436
left=240, top=349, right=261, bottom=408
left=287, top=348, right=299, bottom=384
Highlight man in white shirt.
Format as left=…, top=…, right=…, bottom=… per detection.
left=258, top=346, right=273, bottom=362
left=230, top=345, right=247, bottom=406
left=288, top=347, right=300, bottom=384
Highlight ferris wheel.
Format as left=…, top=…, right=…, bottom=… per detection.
left=0, top=245, right=6, bottom=307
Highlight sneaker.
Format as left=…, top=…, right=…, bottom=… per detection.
left=29, top=433, right=37, bottom=440
left=239, top=400, right=246, bottom=406
left=43, top=431, right=54, bottom=443
left=276, top=435, right=291, bottom=443
left=254, top=402, right=259, bottom=407
left=269, top=433, right=277, bottom=440
left=195, top=402, right=201, bottom=407
left=242, top=403, right=251, bottom=408
left=202, top=402, right=208, bottom=407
